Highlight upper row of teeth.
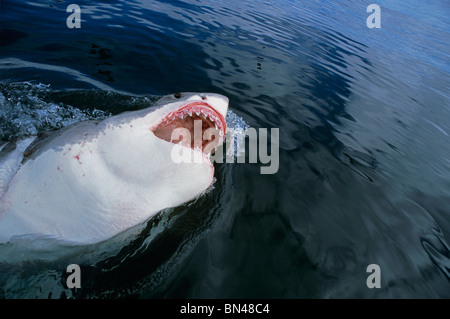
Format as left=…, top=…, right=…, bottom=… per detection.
left=169, top=109, right=222, bottom=130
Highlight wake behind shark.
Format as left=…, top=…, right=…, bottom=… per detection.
left=0, top=93, right=228, bottom=245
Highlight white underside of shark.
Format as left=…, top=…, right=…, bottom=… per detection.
left=0, top=93, right=228, bottom=245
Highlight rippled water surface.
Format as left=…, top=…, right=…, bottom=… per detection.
left=0, top=0, right=449, bottom=298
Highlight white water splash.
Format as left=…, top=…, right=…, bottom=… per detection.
left=225, top=109, right=250, bottom=158
left=0, top=82, right=110, bottom=141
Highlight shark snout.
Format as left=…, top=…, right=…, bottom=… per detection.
left=200, top=93, right=229, bottom=120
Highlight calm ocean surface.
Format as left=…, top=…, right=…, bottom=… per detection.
left=0, top=0, right=449, bottom=298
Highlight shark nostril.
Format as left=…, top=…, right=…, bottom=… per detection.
left=174, top=93, right=182, bottom=99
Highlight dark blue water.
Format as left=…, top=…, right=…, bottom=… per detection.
left=0, top=0, right=449, bottom=298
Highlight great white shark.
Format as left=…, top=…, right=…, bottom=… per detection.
left=0, top=92, right=228, bottom=245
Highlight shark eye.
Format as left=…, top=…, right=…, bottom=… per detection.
left=174, top=93, right=182, bottom=99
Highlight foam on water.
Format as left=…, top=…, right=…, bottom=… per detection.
left=225, top=109, right=250, bottom=158
left=0, top=82, right=110, bottom=141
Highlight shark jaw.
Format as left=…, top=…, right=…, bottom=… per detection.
left=151, top=99, right=227, bottom=159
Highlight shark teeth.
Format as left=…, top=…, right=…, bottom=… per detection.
left=157, top=105, right=225, bottom=138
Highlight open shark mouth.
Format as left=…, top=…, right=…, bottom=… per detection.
left=151, top=101, right=227, bottom=154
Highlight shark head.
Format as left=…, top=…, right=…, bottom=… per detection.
left=0, top=92, right=229, bottom=245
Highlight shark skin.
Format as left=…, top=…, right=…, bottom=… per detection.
left=0, top=93, right=229, bottom=245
